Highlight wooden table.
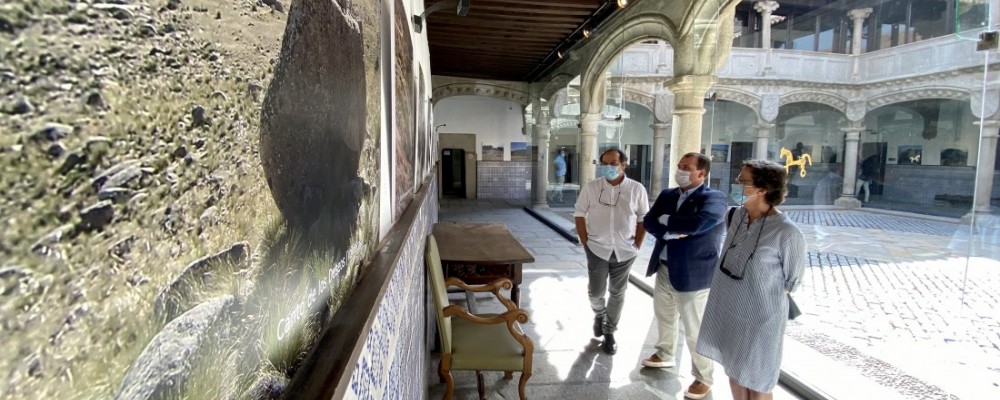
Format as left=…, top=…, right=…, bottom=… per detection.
left=432, top=222, right=534, bottom=307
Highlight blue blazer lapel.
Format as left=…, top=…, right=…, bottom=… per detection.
left=677, top=185, right=706, bottom=214
left=665, top=189, right=681, bottom=214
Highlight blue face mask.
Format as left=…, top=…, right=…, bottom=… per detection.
left=597, top=165, right=620, bottom=181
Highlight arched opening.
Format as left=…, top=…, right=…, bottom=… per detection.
left=864, top=99, right=978, bottom=216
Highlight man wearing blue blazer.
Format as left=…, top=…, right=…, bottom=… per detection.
left=640, top=152, right=727, bottom=400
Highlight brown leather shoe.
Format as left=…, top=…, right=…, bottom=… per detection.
left=640, top=353, right=675, bottom=368
left=684, top=380, right=711, bottom=399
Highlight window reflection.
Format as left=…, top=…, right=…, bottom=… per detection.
left=733, top=0, right=960, bottom=53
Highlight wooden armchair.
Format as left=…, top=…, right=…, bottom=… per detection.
left=426, top=234, right=534, bottom=400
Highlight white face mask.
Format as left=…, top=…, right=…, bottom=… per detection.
left=674, top=170, right=693, bottom=188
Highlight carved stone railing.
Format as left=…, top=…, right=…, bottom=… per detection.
left=607, top=34, right=985, bottom=85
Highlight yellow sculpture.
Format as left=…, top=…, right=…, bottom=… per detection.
left=780, top=147, right=812, bottom=177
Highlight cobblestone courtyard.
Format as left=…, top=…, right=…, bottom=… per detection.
left=547, top=205, right=999, bottom=399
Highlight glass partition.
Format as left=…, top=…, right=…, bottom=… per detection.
left=734, top=0, right=967, bottom=53
left=543, top=2, right=1000, bottom=398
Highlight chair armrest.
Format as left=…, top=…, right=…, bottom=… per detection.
left=443, top=304, right=527, bottom=324
left=444, top=305, right=534, bottom=354
left=445, top=277, right=518, bottom=311
left=445, top=277, right=512, bottom=293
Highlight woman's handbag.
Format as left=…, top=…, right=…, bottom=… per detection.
left=788, top=293, right=802, bottom=320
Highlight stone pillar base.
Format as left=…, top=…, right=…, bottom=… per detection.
left=532, top=202, right=551, bottom=211
left=834, top=197, right=862, bottom=209
left=960, top=209, right=993, bottom=225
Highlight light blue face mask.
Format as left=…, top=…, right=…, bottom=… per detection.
left=597, top=165, right=620, bottom=181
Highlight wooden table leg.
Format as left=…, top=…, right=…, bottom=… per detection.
left=512, top=284, right=520, bottom=308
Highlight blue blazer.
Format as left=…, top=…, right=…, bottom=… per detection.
left=643, top=185, right=727, bottom=292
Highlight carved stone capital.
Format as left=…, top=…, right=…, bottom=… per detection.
left=650, top=122, right=671, bottom=138
left=579, top=113, right=601, bottom=133
left=841, top=126, right=865, bottom=140
left=848, top=7, right=873, bottom=23
left=754, top=1, right=779, bottom=15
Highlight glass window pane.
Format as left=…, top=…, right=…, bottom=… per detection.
left=910, top=0, right=949, bottom=40
left=772, top=13, right=790, bottom=49
left=790, top=14, right=817, bottom=51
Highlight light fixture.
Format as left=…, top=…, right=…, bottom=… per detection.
left=557, top=51, right=564, bottom=59
left=413, top=0, right=471, bottom=34
left=583, top=28, right=591, bottom=39
left=616, top=0, right=629, bottom=8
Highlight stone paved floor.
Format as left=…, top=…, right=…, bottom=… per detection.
left=429, top=199, right=802, bottom=400
left=430, top=199, right=1000, bottom=399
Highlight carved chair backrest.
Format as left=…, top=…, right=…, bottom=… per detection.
left=426, top=235, right=453, bottom=353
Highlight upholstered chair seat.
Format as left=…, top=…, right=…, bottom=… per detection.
left=426, top=234, right=534, bottom=400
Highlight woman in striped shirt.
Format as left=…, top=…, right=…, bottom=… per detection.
left=696, top=159, right=806, bottom=400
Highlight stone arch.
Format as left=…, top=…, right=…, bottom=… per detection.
left=431, top=83, right=530, bottom=106
left=780, top=91, right=848, bottom=112
left=712, top=87, right=760, bottom=115
left=540, top=73, right=576, bottom=102
left=866, top=87, right=970, bottom=110
left=620, top=87, right=654, bottom=114
left=774, top=101, right=847, bottom=141
left=578, top=14, right=678, bottom=115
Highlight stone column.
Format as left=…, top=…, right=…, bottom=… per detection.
left=667, top=75, right=714, bottom=188
left=754, top=122, right=773, bottom=160
left=964, top=120, right=1000, bottom=222
left=579, top=112, right=601, bottom=183
left=848, top=8, right=873, bottom=79
left=848, top=8, right=873, bottom=55
left=533, top=109, right=552, bottom=208
left=835, top=125, right=864, bottom=208
left=656, top=40, right=671, bottom=75
left=755, top=1, right=779, bottom=74
left=650, top=122, right=671, bottom=198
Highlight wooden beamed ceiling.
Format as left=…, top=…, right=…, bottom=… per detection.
left=424, top=0, right=609, bottom=82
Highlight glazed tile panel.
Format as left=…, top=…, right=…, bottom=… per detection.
left=346, top=179, right=438, bottom=399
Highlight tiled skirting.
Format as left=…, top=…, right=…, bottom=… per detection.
left=344, top=175, right=439, bottom=399
left=477, top=161, right=532, bottom=200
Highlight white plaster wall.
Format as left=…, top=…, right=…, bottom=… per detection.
left=434, top=96, right=527, bottom=161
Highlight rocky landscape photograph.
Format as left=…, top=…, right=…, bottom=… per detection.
left=0, top=0, right=384, bottom=398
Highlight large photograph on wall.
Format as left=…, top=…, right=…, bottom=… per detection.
left=414, top=64, right=429, bottom=190
left=0, top=0, right=383, bottom=398
left=394, top=0, right=415, bottom=217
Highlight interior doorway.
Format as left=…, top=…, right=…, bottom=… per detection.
left=441, top=148, right=466, bottom=198
left=860, top=142, right=888, bottom=195
left=625, top=144, right=652, bottom=189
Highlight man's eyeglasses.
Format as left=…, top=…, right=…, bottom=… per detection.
left=599, top=187, right=620, bottom=206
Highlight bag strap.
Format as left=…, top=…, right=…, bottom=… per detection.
left=726, top=206, right=736, bottom=229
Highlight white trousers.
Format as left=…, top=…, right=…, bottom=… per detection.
left=654, top=265, right=714, bottom=385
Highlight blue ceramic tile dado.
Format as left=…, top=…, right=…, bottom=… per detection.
left=346, top=180, right=437, bottom=399
left=477, top=161, right=533, bottom=200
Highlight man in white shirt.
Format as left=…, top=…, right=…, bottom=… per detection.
left=574, top=147, right=649, bottom=355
